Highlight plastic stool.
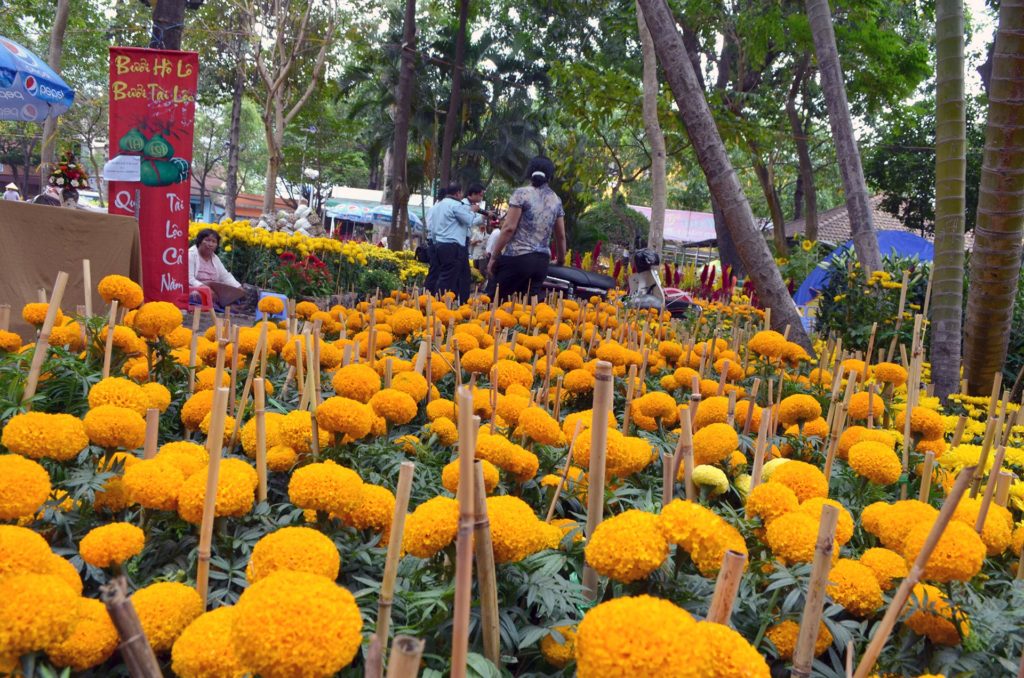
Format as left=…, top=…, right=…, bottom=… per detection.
left=256, top=290, right=289, bottom=321
left=189, top=286, right=214, bottom=311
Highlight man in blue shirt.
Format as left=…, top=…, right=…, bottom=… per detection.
left=430, top=182, right=477, bottom=302
left=422, top=187, right=446, bottom=293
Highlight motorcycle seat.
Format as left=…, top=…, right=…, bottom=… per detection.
left=546, top=265, right=615, bottom=290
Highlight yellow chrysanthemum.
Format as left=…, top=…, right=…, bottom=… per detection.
left=288, top=460, right=364, bottom=517
left=403, top=496, right=459, bottom=558
left=132, top=301, right=183, bottom=339
left=827, top=558, right=883, bottom=617
left=247, top=526, right=340, bottom=583
left=97, top=274, right=144, bottom=310
left=46, top=597, right=119, bottom=671
left=132, top=582, right=204, bottom=653
left=585, top=509, right=668, bottom=582
left=84, top=404, right=146, bottom=450
left=0, top=573, right=78, bottom=655
left=657, top=499, right=747, bottom=576
left=79, top=522, right=145, bottom=568
left=0, top=454, right=51, bottom=520
left=177, top=458, right=256, bottom=524
left=124, top=459, right=185, bottom=510
left=576, top=595, right=695, bottom=676
left=902, top=519, right=986, bottom=583
left=170, top=606, right=248, bottom=678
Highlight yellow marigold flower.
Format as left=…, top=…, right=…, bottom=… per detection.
left=46, top=597, right=119, bottom=671
left=2, top=411, right=88, bottom=462
left=904, top=583, right=967, bottom=645
left=461, top=347, right=494, bottom=374
left=247, top=526, right=340, bottom=583
left=634, top=391, right=679, bottom=423
left=97, top=274, right=143, bottom=310
left=841, top=358, right=868, bottom=382
left=691, top=422, right=738, bottom=466
left=0, top=454, right=50, bottom=520
left=170, top=606, right=247, bottom=678
left=442, top=458, right=499, bottom=495
left=487, top=495, right=552, bottom=563
left=132, top=582, right=203, bottom=653
left=394, top=434, right=420, bottom=455
left=316, top=396, right=373, bottom=440
left=895, top=406, right=946, bottom=440
left=425, top=416, right=458, bottom=446
left=180, top=390, right=214, bottom=430
left=849, top=440, right=903, bottom=484
left=827, top=558, right=883, bottom=617
left=798, top=497, right=854, bottom=545
left=733, top=400, right=763, bottom=432
left=576, top=595, right=695, bottom=676
left=692, top=464, right=729, bottom=496
left=232, top=571, right=362, bottom=677
left=952, top=496, right=1012, bottom=556
left=748, top=329, right=786, bottom=358
left=862, top=499, right=937, bottom=550
left=391, top=371, right=429, bottom=403
left=0, top=329, right=22, bottom=352
left=194, top=366, right=230, bottom=392
left=425, top=397, right=456, bottom=422
left=518, top=406, right=562, bottom=446
left=278, top=410, right=331, bottom=455
left=294, top=300, right=319, bottom=319
left=572, top=426, right=625, bottom=474
left=346, top=483, right=395, bottom=535
left=22, top=302, right=64, bottom=327
left=177, top=458, right=256, bottom=524
left=83, top=404, right=146, bottom=450
left=133, top=301, right=183, bottom=339
left=873, top=361, right=908, bottom=386
left=540, top=625, right=576, bottom=668
left=266, top=445, right=298, bottom=472
left=141, top=382, right=171, bottom=413
left=155, top=441, right=209, bottom=478
left=766, top=619, right=831, bottom=660
left=766, top=511, right=822, bottom=565
left=745, top=482, right=799, bottom=524
left=79, top=522, right=144, bottom=568
left=768, top=460, right=828, bottom=502
left=658, top=499, right=747, bottom=576
left=0, top=573, right=78, bottom=655
left=585, top=509, right=668, bottom=582
left=258, top=296, right=284, bottom=314
left=199, top=411, right=235, bottom=447
left=808, top=367, right=832, bottom=385
left=859, top=547, right=908, bottom=591
left=369, top=388, right=418, bottom=425
left=124, top=459, right=185, bottom=510
left=288, top=460, right=363, bottom=517
left=778, top=394, right=822, bottom=427
left=837, top=425, right=895, bottom=460
left=403, top=496, right=459, bottom=558
left=902, top=519, right=986, bottom=582
left=692, top=395, right=730, bottom=430
left=847, top=391, right=884, bottom=421
left=0, top=525, right=54, bottom=580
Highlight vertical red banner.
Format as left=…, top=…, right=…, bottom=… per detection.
left=108, top=47, right=198, bottom=306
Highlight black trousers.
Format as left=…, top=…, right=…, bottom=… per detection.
left=434, top=241, right=471, bottom=303
left=487, top=252, right=549, bottom=302
left=424, top=241, right=440, bottom=292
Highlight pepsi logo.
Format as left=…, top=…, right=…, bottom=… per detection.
left=21, top=103, right=38, bottom=119
left=24, top=75, right=37, bottom=96
left=0, top=39, right=29, bottom=59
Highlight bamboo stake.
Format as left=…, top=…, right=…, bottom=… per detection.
left=545, top=423, right=584, bottom=523
left=996, top=471, right=1013, bottom=507
left=975, top=446, right=1006, bottom=534
left=726, top=390, right=737, bottom=427
left=864, top=322, right=878, bottom=376
left=227, top=326, right=241, bottom=417
left=552, top=374, right=564, bottom=419
left=583, top=361, right=614, bottom=601
left=375, top=461, right=415, bottom=675
left=228, top=322, right=268, bottom=450
left=450, top=386, right=476, bottom=678
left=853, top=467, right=976, bottom=678
left=196, top=387, right=229, bottom=607
left=952, top=414, right=968, bottom=447
left=82, top=259, right=93, bottom=317
left=662, top=451, right=676, bottom=508
left=472, top=460, right=501, bottom=667
left=792, top=504, right=840, bottom=678
left=750, top=415, right=770, bottom=490
left=918, top=451, right=935, bottom=502
left=706, top=550, right=747, bottom=625
left=886, top=271, right=910, bottom=361
left=23, top=271, right=69, bottom=407
left=101, top=300, right=119, bottom=380
left=679, top=409, right=696, bottom=500
left=143, top=408, right=159, bottom=460
left=187, top=307, right=200, bottom=394
left=621, top=364, right=638, bottom=435
left=254, top=379, right=268, bottom=502
left=100, top=576, right=162, bottom=678
left=386, top=636, right=426, bottom=678
left=972, top=392, right=1007, bottom=498
left=742, top=378, right=761, bottom=436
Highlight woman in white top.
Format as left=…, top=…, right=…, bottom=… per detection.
left=188, top=228, right=246, bottom=307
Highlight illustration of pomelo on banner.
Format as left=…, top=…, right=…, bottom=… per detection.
left=107, top=47, right=198, bottom=307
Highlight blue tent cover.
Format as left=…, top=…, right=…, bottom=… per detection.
left=794, top=230, right=934, bottom=306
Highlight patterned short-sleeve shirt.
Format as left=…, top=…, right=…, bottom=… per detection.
left=504, top=185, right=564, bottom=257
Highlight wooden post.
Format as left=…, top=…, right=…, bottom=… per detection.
left=996, top=471, right=1013, bottom=507
left=676, top=410, right=696, bottom=501
left=975, top=446, right=1006, bottom=534
left=853, top=467, right=976, bottom=678
left=472, top=460, right=501, bottom=667
left=228, top=326, right=241, bottom=417
left=143, top=408, right=159, bottom=460
left=918, top=451, right=935, bottom=502
left=952, top=414, right=968, bottom=447
left=621, top=364, right=638, bottom=435
left=254, top=379, right=268, bottom=502
left=23, top=271, right=69, bottom=407
left=228, top=322, right=268, bottom=450
left=375, top=461, right=415, bottom=675
left=706, top=550, right=747, bottom=625
left=791, top=504, right=840, bottom=678
left=100, top=576, right=162, bottom=678
left=750, top=415, right=770, bottom=490
left=450, top=386, right=476, bottom=678
left=545, top=423, right=584, bottom=522
left=82, top=259, right=93, bottom=317
left=582, top=361, right=614, bottom=601
left=386, top=636, right=426, bottom=678
left=742, top=379, right=761, bottom=436
left=196, top=387, right=229, bottom=607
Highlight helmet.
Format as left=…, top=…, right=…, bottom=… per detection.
left=632, top=248, right=660, bottom=272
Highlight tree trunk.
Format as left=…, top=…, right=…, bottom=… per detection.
left=39, top=0, right=70, bottom=187
left=786, top=54, right=818, bottom=241
left=963, top=0, right=1024, bottom=395
left=389, top=0, right=417, bottom=251
left=712, top=196, right=745, bottom=277
left=263, top=127, right=282, bottom=215
left=930, top=0, right=967, bottom=401
left=805, top=0, right=882, bottom=273
left=150, top=0, right=186, bottom=50
left=751, top=152, right=788, bottom=255
left=636, top=0, right=667, bottom=254
left=224, top=33, right=246, bottom=219
left=439, top=0, right=468, bottom=188
left=637, top=0, right=812, bottom=350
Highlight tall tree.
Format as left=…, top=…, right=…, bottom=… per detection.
left=439, top=0, right=469, bottom=188
left=248, top=0, right=338, bottom=214
left=389, top=0, right=417, bottom=250
left=38, top=0, right=70, bottom=186
left=805, top=0, right=882, bottom=273
left=930, top=0, right=967, bottom=400
left=224, top=12, right=248, bottom=220
left=636, top=0, right=666, bottom=254
left=963, top=0, right=1024, bottom=395
left=636, top=0, right=812, bottom=350
left=150, top=0, right=186, bottom=50
left=786, top=53, right=818, bottom=241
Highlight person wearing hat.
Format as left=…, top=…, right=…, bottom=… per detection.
left=486, top=156, right=566, bottom=301
left=3, top=183, right=20, bottom=201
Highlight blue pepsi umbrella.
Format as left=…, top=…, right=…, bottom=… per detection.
left=326, top=203, right=373, bottom=223
left=0, top=36, right=74, bottom=122
left=369, top=204, right=425, bottom=232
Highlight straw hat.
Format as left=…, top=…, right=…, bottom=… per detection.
left=5, top=183, right=17, bottom=191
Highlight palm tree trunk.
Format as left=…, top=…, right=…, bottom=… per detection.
left=224, top=24, right=246, bottom=220
left=636, top=0, right=667, bottom=255
left=786, top=54, right=818, bottom=241
left=963, top=0, right=1024, bottom=395
left=805, top=0, right=882, bottom=274
left=390, top=0, right=417, bottom=250
left=636, top=0, right=812, bottom=351
left=930, top=0, right=967, bottom=401
left=439, top=0, right=468, bottom=188
left=39, top=0, right=70, bottom=187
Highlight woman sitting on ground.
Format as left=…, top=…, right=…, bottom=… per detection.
left=188, top=228, right=247, bottom=308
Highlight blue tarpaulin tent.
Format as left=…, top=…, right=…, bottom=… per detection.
left=794, top=230, right=934, bottom=305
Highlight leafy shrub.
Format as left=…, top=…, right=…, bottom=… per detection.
left=572, top=197, right=650, bottom=251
